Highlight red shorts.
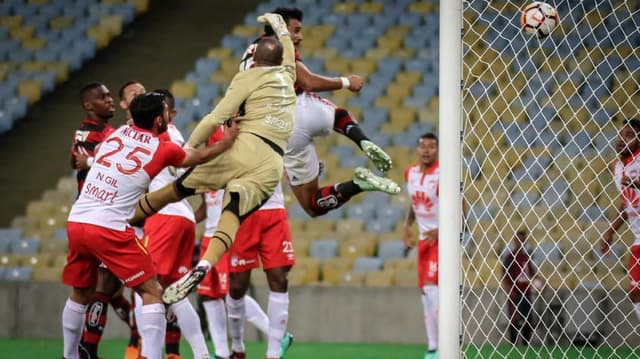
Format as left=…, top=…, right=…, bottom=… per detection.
left=417, top=240, right=438, bottom=287
left=196, top=236, right=229, bottom=298
left=63, top=222, right=155, bottom=288
left=629, top=245, right=640, bottom=293
left=143, top=214, right=195, bottom=284
left=229, top=208, right=295, bottom=273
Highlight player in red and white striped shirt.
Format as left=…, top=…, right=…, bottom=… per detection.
left=403, top=133, right=439, bottom=359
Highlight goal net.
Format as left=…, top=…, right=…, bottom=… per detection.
left=461, top=0, right=640, bottom=357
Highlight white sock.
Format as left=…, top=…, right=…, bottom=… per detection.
left=203, top=298, right=230, bottom=358
left=170, top=298, right=210, bottom=359
left=226, top=294, right=246, bottom=353
left=134, top=292, right=143, bottom=337
left=62, top=298, right=87, bottom=359
left=266, top=291, right=289, bottom=358
left=197, top=259, right=212, bottom=271
left=634, top=302, right=640, bottom=322
left=245, top=295, right=269, bottom=335
left=139, top=303, right=166, bottom=359
left=422, top=285, right=439, bottom=351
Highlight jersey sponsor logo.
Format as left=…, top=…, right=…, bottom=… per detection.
left=412, top=191, right=434, bottom=211
left=264, top=114, right=292, bottom=131
left=230, top=255, right=256, bottom=267
left=623, top=187, right=640, bottom=209
left=83, top=182, right=118, bottom=204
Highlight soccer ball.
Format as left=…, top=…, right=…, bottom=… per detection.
left=520, top=2, right=559, bottom=38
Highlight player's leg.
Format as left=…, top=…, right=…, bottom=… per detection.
left=260, top=210, right=295, bottom=359
left=64, top=287, right=94, bottom=359
left=418, top=241, right=438, bottom=358
left=520, top=293, right=533, bottom=345
left=79, top=267, right=122, bottom=359
left=62, top=222, right=99, bottom=359
left=332, top=107, right=391, bottom=172
left=164, top=309, right=181, bottom=358
left=287, top=145, right=399, bottom=217
left=134, top=279, right=167, bottom=359
left=264, top=267, right=291, bottom=359
left=228, top=270, right=252, bottom=356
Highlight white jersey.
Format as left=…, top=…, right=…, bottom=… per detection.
left=148, top=123, right=195, bottom=222
left=405, top=162, right=439, bottom=240
left=68, top=125, right=186, bottom=231
left=614, top=153, right=640, bottom=245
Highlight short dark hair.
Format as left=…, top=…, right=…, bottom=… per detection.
left=80, top=82, right=104, bottom=103
left=264, top=7, right=303, bottom=36
left=420, top=132, right=438, bottom=143
left=624, top=118, right=640, bottom=135
left=153, top=88, right=175, bottom=110
left=118, top=80, right=142, bottom=100
left=130, top=92, right=164, bottom=130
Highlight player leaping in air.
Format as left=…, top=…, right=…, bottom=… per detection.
left=239, top=7, right=400, bottom=218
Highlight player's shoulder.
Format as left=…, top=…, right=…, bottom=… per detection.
left=404, top=163, right=420, bottom=181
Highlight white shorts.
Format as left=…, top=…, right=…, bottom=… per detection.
left=285, top=91, right=336, bottom=186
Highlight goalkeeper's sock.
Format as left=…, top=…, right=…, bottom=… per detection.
left=333, top=108, right=369, bottom=149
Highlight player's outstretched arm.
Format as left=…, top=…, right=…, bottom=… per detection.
left=296, top=62, right=363, bottom=93
left=257, top=13, right=295, bottom=73
left=181, top=120, right=239, bottom=167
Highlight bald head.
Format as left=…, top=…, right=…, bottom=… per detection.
left=254, top=37, right=283, bottom=67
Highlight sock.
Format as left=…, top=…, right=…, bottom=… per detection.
left=139, top=303, right=166, bottom=359
left=333, top=108, right=369, bottom=148
left=109, top=293, right=131, bottom=325
left=129, top=183, right=181, bottom=225
left=203, top=299, right=230, bottom=358
left=165, top=308, right=181, bottom=356
left=170, top=298, right=209, bottom=359
left=310, top=182, right=362, bottom=215
left=202, top=211, right=239, bottom=263
left=266, top=291, right=289, bottom=358
left=245, top=295, right=269, bottom=335
left=634, top=302, right=640, bottom=322
left=226, top=295, right=246, bottom=353
left=79, top=292, right=109, bottom=358
left=422, top=285, right=439, bottom=351
left=130, top=292, right=142, bottom=348
left=63, top=298, right=87, bottom=359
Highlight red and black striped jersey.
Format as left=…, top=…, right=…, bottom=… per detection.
left=71, top=118, right=114, bottom=192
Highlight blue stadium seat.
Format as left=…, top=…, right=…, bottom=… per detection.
left=579, top=206, right=608, bottom=223
left=464, top=155, right=481, bottom=180
left=353, top=257, right=384, bottom=273
left=466, top=204, right=493, bottom=223
left=365, top=217, right=395, bottom=233
left=377, top=241, right=406, bottom=263
left=532, top=242, right=563, bottom=265
left=309, top=239, right=338, bottom=260
left=347, top=202, right=376, bottom=220
left=195, top=57, right=220, bottom=78
left=4, top=266, right=32, bottom=282
left=10, top=238, right=40, bottom=255
left=509, top=191, right=540, bottom=210
left=539, top=180, right=570, bottom=208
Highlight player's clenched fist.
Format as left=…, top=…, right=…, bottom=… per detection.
left=346, top=74, right=364, bottom=92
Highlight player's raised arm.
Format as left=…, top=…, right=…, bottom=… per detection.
left=187, top=77, right=252, bottom=148
left=258, top=13, right=296, bottom=75
left=295, top=61, right=362, bottom=93
left=182, top=120, right=240, bottom=167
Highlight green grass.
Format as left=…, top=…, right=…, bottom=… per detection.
left=1, top=338, right=638, bottom=359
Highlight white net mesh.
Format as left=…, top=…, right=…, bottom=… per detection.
left=462, top=0, right=640, bottom=357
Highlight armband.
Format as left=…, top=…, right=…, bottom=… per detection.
left=340, top=77, right=350, bottom=89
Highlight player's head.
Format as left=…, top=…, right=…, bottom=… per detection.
left=118, top=81, right=146, bottom=117
left=266, top=7, right=303, bottom=47
left=616, top=119, right=640, bottom=158
left=129, top=92, right=169, bottom=133
left=254, top=37, right=283, bottom=66
left=80, top=82, right=115, bottom=121
left=416, top=133, right=438, bottom=167
left=153, top=88, right=176, bottom=120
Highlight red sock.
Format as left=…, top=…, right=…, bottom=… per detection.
left=310, top=181, right=361, bottom=215
left=333, top=108, right=368, bottom=148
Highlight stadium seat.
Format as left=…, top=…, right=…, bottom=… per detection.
left=377, top=240, right=406, bottom=263
left=353, top=256, right=384, bottom=273
left=9, top=238, right=39, bottom=254
left=309, top=239, right=338, bottom=260
left=4, top=266, right=32, bottom=281
left=291, top=257, right=320, bottom=284
left=393, top=269, right=417, bottom=287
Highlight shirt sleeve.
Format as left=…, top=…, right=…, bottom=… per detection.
left=187, top=73, right=254, bottom=147
left=162, top=141, right=187, bottom=167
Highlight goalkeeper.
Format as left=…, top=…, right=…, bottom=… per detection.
left=128, top=13, right=296, bottom=304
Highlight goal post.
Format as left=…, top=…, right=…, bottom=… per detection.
left=458, top=0, right=640, bottom=357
